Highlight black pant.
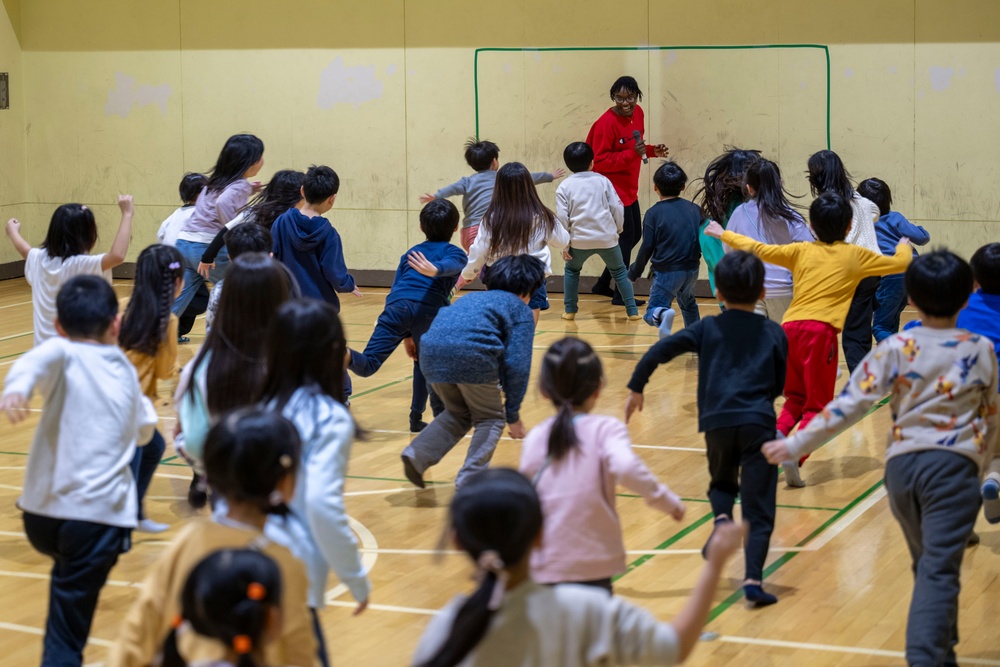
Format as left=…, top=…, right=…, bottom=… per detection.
left=705, top=424, right=777, bottom=581
left=310, top=608, right=331, bottom=667
left=842, top=276, right=881, bottom=374
left=178, top=282, right=210, bottom=337
left=595, top=201, right=642, bottom=297
left=23, top=512, right=130, bottom=667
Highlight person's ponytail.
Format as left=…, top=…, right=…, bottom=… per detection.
left=538, top=338, right=604, bottom=462
left=547, top=400, right=579, bottom=461
left=419, top=571, right=501, bottom=667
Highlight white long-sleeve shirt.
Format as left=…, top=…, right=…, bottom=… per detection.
left=556, top=172, right=624, bottom=250
left=462, top=217, right=570, bottom=280
left=845, top=193, right=882, bottom=255
left=3, top=338, right=157, bottom=528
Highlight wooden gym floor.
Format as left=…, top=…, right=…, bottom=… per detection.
left=0, top=277, right=998, bottom=666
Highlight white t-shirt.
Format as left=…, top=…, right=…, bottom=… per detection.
left=25, top=248, right=112, bottom=346
left=157, top=206, right=197, bottom=247
left=412, top=581, right=680, bottom=667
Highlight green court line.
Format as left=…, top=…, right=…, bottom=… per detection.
left=614, top=511, right=716, bottom=582
left=0, top=450, right=27, bottom=457
left=616, top=493, right=840, bottom=513
left=474, top=45, right=832, bottom=149
left=0, top=351, right=26, bottom=361
left=350, top=376, right=415, bottom=400
left=160, top=455, right=179, bottom=464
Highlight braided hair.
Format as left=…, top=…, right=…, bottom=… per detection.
left=119, top=244, right=184, bottom=356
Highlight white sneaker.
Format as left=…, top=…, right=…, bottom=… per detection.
left=656, top=308, right=676, bottom=339
left=782, top=460, right=806, bottom=488
left=136, top=519, right=170, bottom=534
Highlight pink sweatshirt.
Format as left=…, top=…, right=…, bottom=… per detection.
left=519, top=414, right=683, bottom=584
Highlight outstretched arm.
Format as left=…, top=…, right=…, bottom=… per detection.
left=5, top=219, right=31, bottom=259
left=102, top=195, right=135, bottom=271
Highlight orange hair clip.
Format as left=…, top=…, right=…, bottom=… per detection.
left=171, top=614, right=183, bottom=629
left=233, top=635, right=253, bottom=655
left=247, top=582, right=266, bottom=601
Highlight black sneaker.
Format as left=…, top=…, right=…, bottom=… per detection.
left=401, top=455, right=425, bottom=489
left=188, top=473, right=208, bottom=509
left=611, top=296, right=646, bottom=307
left=409, top=419, right=428, bottom=433
left=591, top=284, right=615, bottom=298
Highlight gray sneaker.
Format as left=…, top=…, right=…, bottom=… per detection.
left=782, top=460, right=806, bottom=488
left=656, top=308, right=676, bottom=339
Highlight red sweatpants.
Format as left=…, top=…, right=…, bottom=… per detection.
left=460, top=224, right=480, bottom=252
left=777, top=320, right=839, bottom=445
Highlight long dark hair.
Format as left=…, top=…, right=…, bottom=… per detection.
left=42, top=204, right=98, bottom=259
left=206, top=134, right=265, bottom=194
left=419, top=469, right=542, bottom=667
left=160, top=549, right=283, bottom=667
left=538, top=338, right=603, bottom=461
left=119, top=244, right=184, bottom=356
left=244, top=169, right=304, bottom=228
left=807, top=149, right=854, bottom=200
left=693, top=147, right=761, bottom=223
left=186, top=253, right=291, bottom=415
left=744, top=159, right=803, bottom=226
left=481, top=162, right=556, bottom=259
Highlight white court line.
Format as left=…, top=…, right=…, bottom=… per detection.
left=325, top=517, right=379, bottom=604
left=0, top=570, right=140, bottom=590
left=345, top=487, right=413, bottom=497
left=0, top=621, right=115, bottom=648
left=716, top=635, right=1000, bottom=665
left=632, top=444, right=705, bottom=453
left=802, top=486, right=888, bottom=551
left=0, top=299, right=32, bottom=310
left=326, top=600, right=438, bottom=616
left=0, top=331, right=32, bottom=342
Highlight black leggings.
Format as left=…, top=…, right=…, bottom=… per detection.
left=595, top=201, right=642, bottom=295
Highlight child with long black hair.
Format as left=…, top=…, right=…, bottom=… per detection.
left=412, top=468, right=743, bottom=667
left=119, top=243, right=185, bottom=533
left=519, top=338, right=684, bottom=592
left=462, top=162, right=569, bottom=323
left=173, top=133, right=265, bottom=316
left=725, top=158, right=813, bottom=323
left=160, top=549, right=284, bottom=667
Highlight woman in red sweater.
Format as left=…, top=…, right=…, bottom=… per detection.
left=587, top=75, right=669, bottom=306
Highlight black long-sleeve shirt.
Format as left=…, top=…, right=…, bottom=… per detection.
left=628, top=197, right=702, bottom=279
left=627, top=310, right=788, bottom=432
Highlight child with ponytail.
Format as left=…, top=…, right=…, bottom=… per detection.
left=160, top=549, right=284, bottom=667
left=118, top=243, right=184, bottom=533
left=519, top=338, right=684, bottom=592
left=412, top=468, right=743, bottom=666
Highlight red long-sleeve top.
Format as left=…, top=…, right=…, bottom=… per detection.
left=586, top=105, right=657, bottom=206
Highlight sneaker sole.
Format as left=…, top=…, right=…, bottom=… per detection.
left=983, top=481, right=1000, bottom=524
left=401, top=455, right=426, bottom=489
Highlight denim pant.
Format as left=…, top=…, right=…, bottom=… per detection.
left=348, top=300, right=443, bottom=419
left=130, top=429, right=165, bottom=521
left=173, top=239, right=230, bottom=316
left=23, top=512, right=130, bottom=667
left=873, top=273, right=907, bottom=343
left=885, top=450, right=981, bottom=667
left=645, top=269, right=700, bottom=328
left=564, top=246, right=638, bottom=315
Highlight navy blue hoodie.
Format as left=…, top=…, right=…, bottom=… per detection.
left=271, top=208, right=355, bottom=309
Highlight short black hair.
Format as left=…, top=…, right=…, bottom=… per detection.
left=715, top=251, right=765, bottom=305
left=609, top=76, right=643, bottom=101
left=905, top=250, right=974, bottom=317
left=857, top=178, right=892, bottom=217
left=420, top=199, right=459, bottom=242
left=225, top=223, right=272, bottom=260
left=464, top=139, right=500, bottom=172
left=43, top=204, right=98, bottom=260
left=179, top=172, right=207, bottom=205
left=302, top=165, right=339, bottom=205
left=653, top=162, right=687, bottom=197
left=56, top=275, right=118, bottom=339
left=809, top=192, right=853, bottom=243
left=970, top=242, right=1000, bottom=294
left=563, top=142, right=594, bottom=173
left=482, top=254, right=545, bottom=297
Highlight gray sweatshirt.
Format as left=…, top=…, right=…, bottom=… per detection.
left=555, top=171, right=624, bottom=250
left=436, top=170, right=554, bottom=228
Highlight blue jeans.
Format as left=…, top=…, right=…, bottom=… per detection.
left=873, top=273, right=907, bottom=343
left=348, top=300, right=443, bottom=418
left=173, top=239, right=230, bottom=316
left=564, top=247, right=638, bottom=315
left=645, top=269, right=700, bottom=328
left=130, top=429, right=165, bottom=521
left=529, top=281, right=549, bottom=311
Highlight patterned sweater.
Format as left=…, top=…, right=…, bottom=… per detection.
left=786, top=327, right=999, bottom=470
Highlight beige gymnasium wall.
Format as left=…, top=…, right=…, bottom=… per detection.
left=1, top=0, right=998, bottom=276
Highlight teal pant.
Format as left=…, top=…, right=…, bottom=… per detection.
left=564, top=246, right=638, bottom=315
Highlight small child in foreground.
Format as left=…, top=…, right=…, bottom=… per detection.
left=1, top=276, right=157, bottom=666
left=763, top=250, right=998, bottom=667
left=411, top=468, right=744, bottom=667
left=626, top=251, right=787, bottom=606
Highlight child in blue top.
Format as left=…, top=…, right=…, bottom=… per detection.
left=857, top=178, right=930, bottom=342
left=271, top=165, right=362, bottom=309
left=347, top=199, right=468, bottom=432
left=401, top=255, right=544, bottom=489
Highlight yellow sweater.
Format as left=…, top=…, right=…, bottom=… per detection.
left=721, top=231, right=912, bottom=330
left=109, top=519, right=319, bottom=667
left=119, top=297, right=179, bottom=401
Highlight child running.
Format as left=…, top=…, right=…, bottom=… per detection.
left=420, top=139, right=563, bottom=251
left=626, top=251, right=787, bottom=606
left=6, top=195, right=135, bottom=345
left=1, top=276, right=157, bottom=666
left=118, top=243, right=185, bottom=534
left=763, top=250, right=998, bottom=666
left=462, top=162, right=570, bottom=324
left=348, top=199, right=467, bottom=432
left=705, top=192, right=912, bottom=487
left=205, top=222, right=274, bottom=330
left=556, top=142, right=640, bottom=321
left=519, top=338, right=684, bottom=593
left=157, top=173, right=210, bottom=343
left=411, top=468, right=744, bottom=667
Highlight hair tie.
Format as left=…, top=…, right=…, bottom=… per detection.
left=247, top=582, right=266, bottom=601
left=477, top=550, right=509, bottom=611
left=279, top=454, right=292, bottom=469
left=233, top=635, right=253, bottom=655
left=168, top=261, right=181, bottom=270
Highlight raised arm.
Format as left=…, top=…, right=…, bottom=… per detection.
left=626, top=326, right=702, bottom=395
left=857, top=240, right=912, bottom=279
left=5, top=219, right=31, bottom=259
left=2, top=340, right=68, bottom=421
left=102, top=195, right=135, bottom=271
left=435, top=177, right=469, bottom=200
left=719, top=229, right=802, bottom=270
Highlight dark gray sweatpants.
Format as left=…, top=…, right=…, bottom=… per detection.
left=885, top=450, right=981, bottom=667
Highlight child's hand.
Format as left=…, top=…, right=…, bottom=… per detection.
left=634, top=137, right=647, bottom=157
left=403, top=337, right=418, bottom=361
left=197, top=262, right=214, bottom=279
left=5, top=218, right=20, bottom=237
left=0, top=393, right=29, bottom=423
left=705, top=521, right=746, bottom=565
left=118, top=194, right=134, bottom=216
left=418, top=193, right=435, bottom=204
left=552, top=168, right=567, bottom=179
left=653, top=144, right=669, bottom=159
left=251, top=181, right=265, bottom=194
left=407, top=251, right=439, bottom=277
left=898, top=237, right=912, bottom=247
left=561, top=248, right=573, bottom=261
left=507, top=420, right=527, bottom=439
left=455, top=276, right=469, bottom=291
left=703, top=220, right=724, bottom=239
left=668, top=494, right=686, bottom=521
left=762, top=439, right=791, bottom=464
left=624, top=391, right=644, bottom=423
left=351, top=287, right=364, bottom=298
